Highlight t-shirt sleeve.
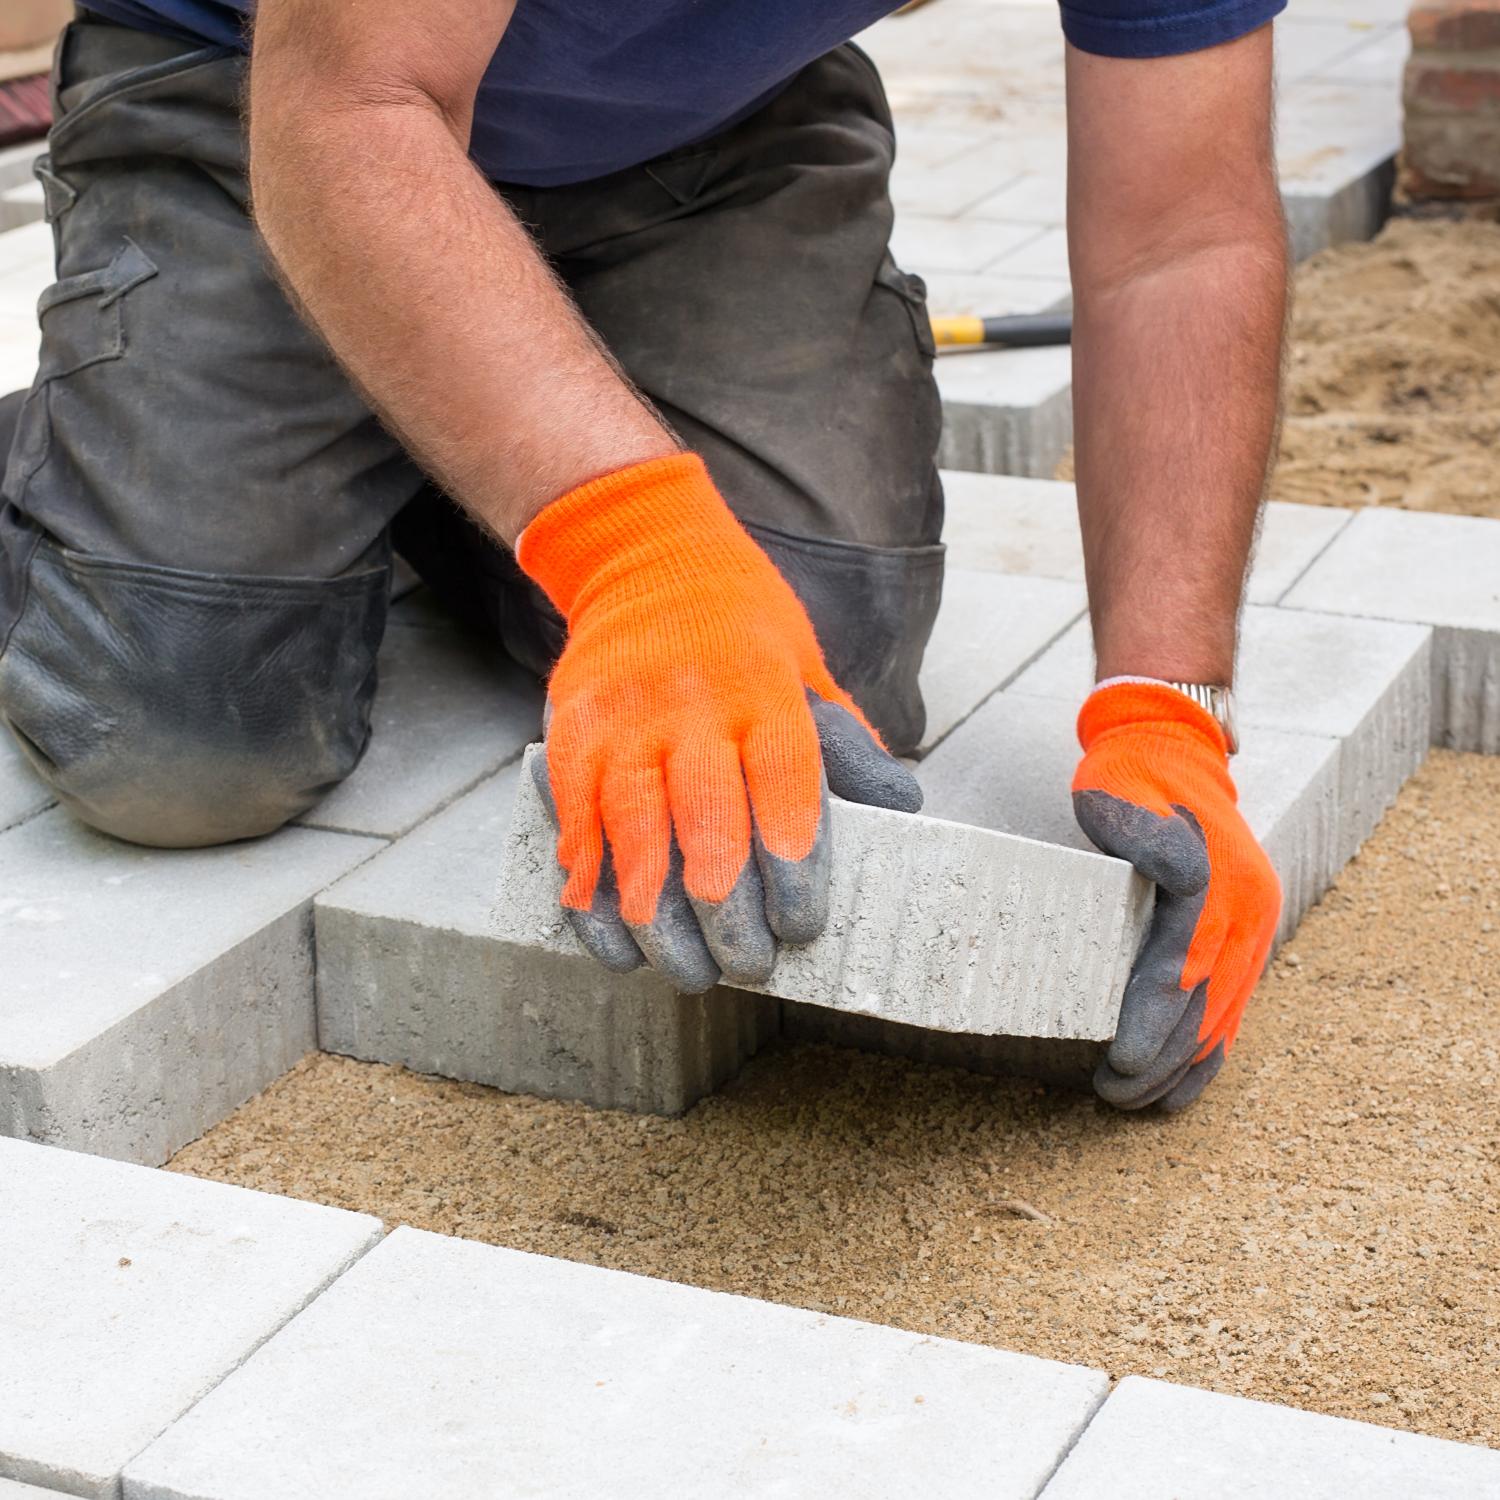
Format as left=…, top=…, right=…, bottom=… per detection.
left=1059, top=0, right=1286, bottom=58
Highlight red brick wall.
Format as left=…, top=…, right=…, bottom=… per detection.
left=1404, top=0, right=1500, bottom=198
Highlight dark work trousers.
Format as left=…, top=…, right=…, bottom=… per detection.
left=0, top=17, right=945, bottom=847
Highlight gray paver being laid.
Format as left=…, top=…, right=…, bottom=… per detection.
left=1038, top=1376, right=1500, bottom=1500
left=124, top=1225, right=1110, bottom=1500
left=918, top=692, right=1341, bottom=948
left=939, top=473, right=1354, bottom=606
left=316, top=763, right=778, bottom=1115
left=0, top=727, right=51, bottom=834
left=296, top=616, right=542, bottom=839
left=1281, top=508, right=1500, bottom=753
left=1007, top=605, right=1431, bottom=868
left=917, top=569, right=1085, bottom=751
left=0, top=1136, right=382, bottom=1500
left=0, top=811, right=381, bottom=1166
left=497, top=746, right=1153, bottom=1042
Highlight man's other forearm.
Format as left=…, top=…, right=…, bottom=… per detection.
left=247, top=36, right=676, bottom=545
left=1066, top=40, right=1288, bottom=685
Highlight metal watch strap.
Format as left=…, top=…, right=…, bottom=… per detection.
left=1166, top=682, right=1239, bottom=755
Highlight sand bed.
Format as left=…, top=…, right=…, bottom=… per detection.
left=173, top=751, right=1500, bottom=1448
left=1055, top=216, right=1500, bottom=519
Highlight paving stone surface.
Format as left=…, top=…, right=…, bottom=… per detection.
left=295, top=616, right=542, bottom=838
left=0, top=1478, right=72, bottom=1498
left=939, top=474, right=1353, bottom=606
left=316, top=764, right=778, bottom=1115
left=1038, top=1376, right=1500, bottom=1499
left=497, top=747, right=1153, bottom=1043
left=1007, top=605, right=1432, bottom=868
left=0, top=1137, right=382, bottom=1499
left=918, top=692, right=1341, bottom=950
left=863, top=0, right=1405, bottom=477
left=124, top=1226, right=1110, bottom=1500
left=1281, top=508, right=1500, bottom=753
left=0, top=811, right=381, bottom=1165
left=917, top=568, right=1085, bottom=750
left=0, top=727, right=51, bottom=834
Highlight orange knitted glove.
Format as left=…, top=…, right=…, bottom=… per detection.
left=1072, top=682, right=1280, bottom=1111
left=517, top=452, right=922, bottom=992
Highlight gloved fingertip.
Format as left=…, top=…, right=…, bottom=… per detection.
left=566, top=907, right=645, bottom=973
left=808, top=692, right=923, bottom=813
left=756, top=787, right=831, bottom=944
left=1073, top=790, right=1209, bottom=898
left=1158, top=1042, right=1226, bottom=1112
left=690, top=859, right=777, bottom=987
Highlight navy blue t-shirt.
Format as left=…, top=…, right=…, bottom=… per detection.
left=78, top=0, right=1285, bottom=186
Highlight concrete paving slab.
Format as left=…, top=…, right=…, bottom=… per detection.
left=918, top=692, right=1340, bottom=946
left=295, top=618, right=542, bottom=838
left=939, top=474, right=1353, bottom=607
left=891, top=216, right=1044, bottom=275
left=316, top=764, right=777, bottom=1115
left=917, top=569, right=1085, bottom=751
left=935, top=345, right=1074, bottom=478
left=0, top=1136, right=381, bottom=1499
left=0, top=810, right=381, bottom=1165
left=124, top=1225, right=1110, bottom=1500
left=1039, top=1375, right=1500, bottom=1499
left=1281, top=508, right=1500, bottom=752
left=497, top=746, right=1153, bottom=1043
left=0, top=725, right=51, bottom=833
left=0, top=1478, right=73, bottom=1498
left=1008, top=605, right=1431, bottom=866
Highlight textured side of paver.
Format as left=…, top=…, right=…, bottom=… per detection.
left=1038, top=1376, right=1500, bottom=1499
left=316, top=765, right=778, bottom=1115
left=125, top=1225, right=1109, bottom=1500
left=295, top=616, right=542, bottom=838
left=0, top=811, right=382, bottom=1166
left=1007, top=606, right=1432, bottom=870
left=1281, top=507, right=1500, bottom=753
left=497, top=747, right=1153, bottom=1042
left=0, top=1137, right=382, bottom=1499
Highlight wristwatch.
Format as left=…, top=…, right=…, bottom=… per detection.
left=1166, top=682, right=1239, bottom=755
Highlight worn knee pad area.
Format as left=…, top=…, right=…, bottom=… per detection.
left=0, top=539, right=387, bottom=847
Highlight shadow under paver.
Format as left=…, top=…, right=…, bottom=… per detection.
left=315, top=763, right=777, bottom=1115
left=123, top=1225, right=1109, bottom=1500
left=497, top=747, right=1153, bottom=1045
left=0, top=1137, right=381, bottom=1500
left=0, top=811, right=381, bottom=1165
left=1038, top=1376, right=1500, bottom=1500
left=1281, top=508, right=1500, bottom=753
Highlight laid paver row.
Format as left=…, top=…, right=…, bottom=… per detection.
left=5, top=1135, right=1498, bottom=1499
left=6, top=474, right=1498, bottom=1157
left=862, top=0, right=1411, bottom=476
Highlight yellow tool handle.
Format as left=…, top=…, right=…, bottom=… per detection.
left=929, top=312, right=1073, bottom=349
left=930, top=315, right=987, bottom=348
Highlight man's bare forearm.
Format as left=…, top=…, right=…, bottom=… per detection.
left=1065, top=34, right=1287, bottom=685
left=248, top=7, right=676, bottom=545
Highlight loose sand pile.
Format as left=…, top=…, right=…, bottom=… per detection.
left=1056, top=216, right=1500, bottom=518
left=173, top=751, right=1500, bottom=1448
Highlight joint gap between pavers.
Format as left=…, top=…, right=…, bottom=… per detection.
left=0, top=796, right=57, bottom=838
left=1030, top=1376, right=1117, bottom=1500
left=1267, top=508, right=1357, bottom=605
left=112, top=1213, right=388, bottom=1499
left=914, top=600, right=1090, bottom=760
